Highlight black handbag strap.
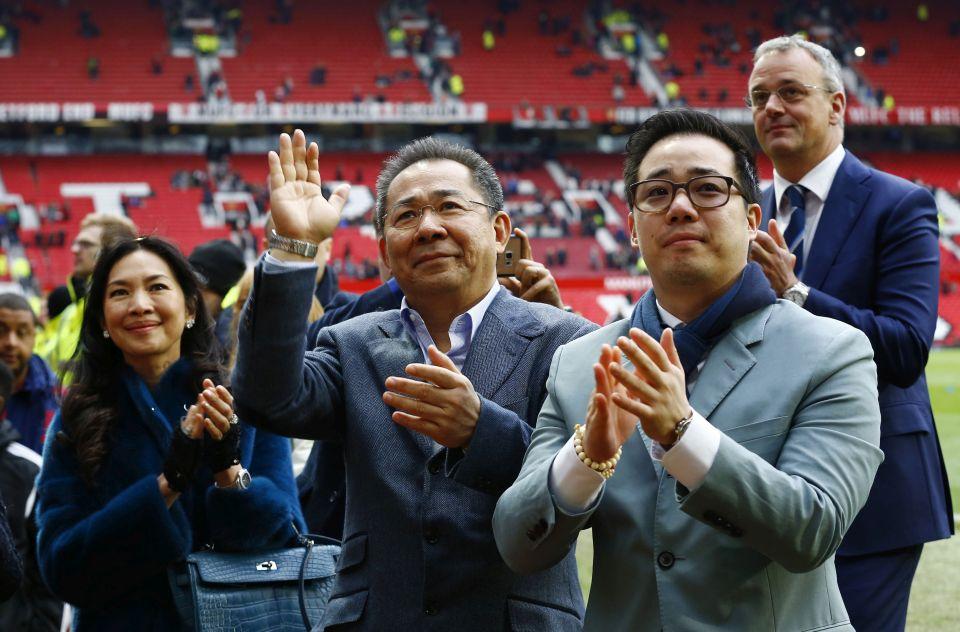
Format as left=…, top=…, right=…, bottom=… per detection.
left=298, top=538, right=315, bottom=631
left=294, top=528, right=341, bottom=631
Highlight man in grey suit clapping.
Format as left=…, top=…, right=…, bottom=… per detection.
left=233, top=130, right=595, bottom=630
left=493, top=109, right=883, bottom=631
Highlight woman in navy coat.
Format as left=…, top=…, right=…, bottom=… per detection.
left=35, top=236, right=304, bottom=630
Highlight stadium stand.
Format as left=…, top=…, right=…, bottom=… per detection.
left=0, top=0, right=957, bottom=336
left=219, top=0, right=430, bottom=104
left=853, top=0, right=960, bottom=108
left=0, top=0, right=195, bottom=107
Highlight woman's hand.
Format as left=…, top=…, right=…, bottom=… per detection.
left=160, top=404, right=206, bottom=506
left=198, top=378, right=236, bottom=441
left=198, top=379, right=243, bottom=477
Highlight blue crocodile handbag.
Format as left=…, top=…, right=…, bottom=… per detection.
left=168, top=532, right=340, bottom=631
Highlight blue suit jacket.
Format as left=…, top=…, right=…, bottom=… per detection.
left=233, top=262, right=596, bottom=630
left=761, top=150, right=953, bottom=555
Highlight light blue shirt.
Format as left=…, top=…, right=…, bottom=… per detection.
left=399, top=282, right=501, bottom=370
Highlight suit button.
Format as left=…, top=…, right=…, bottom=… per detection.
left=424, top=527, right=439, bottom=544
left=328, top=490, right=339, bottom=502
left=424, top=603, right=438, bottom=616
left=657, top=551, right=675, bottom=570
left=428, top=461, right=440, bottom=475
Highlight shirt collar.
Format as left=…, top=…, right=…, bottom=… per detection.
left=655, top=299, right=684, bottom=328
left=399, top=281, right=501, bottom=347
left=773, top=144, right=846, bottom=211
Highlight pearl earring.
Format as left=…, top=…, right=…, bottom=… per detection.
left=102, top=329, right=110, bottom=338
left=185, top=319, right=195, bottom=329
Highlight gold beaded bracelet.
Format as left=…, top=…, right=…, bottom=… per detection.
left=573, top=423, right=623, bottom=480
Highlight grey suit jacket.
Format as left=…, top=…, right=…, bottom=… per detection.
left=493, top=300, right=883, bottom=632
left=233, top=262, right=597, bottom=631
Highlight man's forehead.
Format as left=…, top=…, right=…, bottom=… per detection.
left=76, top=225, right=103, bottom=243
left=0, top=307, right=35, bottom=325
left=636, top=134, right=736, bottom=180
left=387, top=159, right=476, bottom=203
left=750, top=48, right=819, bottom=87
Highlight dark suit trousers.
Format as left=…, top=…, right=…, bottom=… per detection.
left=836, top=544, right=923, bottom=632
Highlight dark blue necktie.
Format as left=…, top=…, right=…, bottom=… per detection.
left=783, top=185, right=807, bottom=276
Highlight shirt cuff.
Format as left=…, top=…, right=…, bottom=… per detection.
left=264, top=252, right=318, bottom=271
left=548, top=435, right=605, bottom=514
left=649, top=411, right=720, bottom=491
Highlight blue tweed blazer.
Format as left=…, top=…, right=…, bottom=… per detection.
left=233, top=262, right=597, bottom=631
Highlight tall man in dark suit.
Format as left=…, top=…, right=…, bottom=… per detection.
left=233, top=130, right=595, bottom=629
left=748, top=34, right=952, bottom=631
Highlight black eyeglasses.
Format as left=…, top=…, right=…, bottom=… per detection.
left=629, top=175, right=744, bottom=214
left=744, top=82, right=834, bottom=109
left=385, top=197, right=497, bottom=232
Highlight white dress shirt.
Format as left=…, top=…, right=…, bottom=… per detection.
left=548, top=303, right=723, bottom=513
left=772, top=144, right=846, bottom=262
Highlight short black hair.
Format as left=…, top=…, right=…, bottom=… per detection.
left=0, top=292, right=39, bottom=327
left=374, top=137, right=504, bottom=236
left=622, top=109, right=761, bottom=206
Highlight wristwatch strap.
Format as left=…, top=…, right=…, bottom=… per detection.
left=268, top=230, right=319, bottom=258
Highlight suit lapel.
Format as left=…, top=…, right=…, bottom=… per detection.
left=369, top=315, right=437, bottom=457
left=801, top=152, right=872, bottom=288
left=461, top=290, right=541, bottom=401
left=688, top=307, right=768, bottom=426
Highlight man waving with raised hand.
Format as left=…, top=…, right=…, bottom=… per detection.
left=233, top=130, right=595, bottom=630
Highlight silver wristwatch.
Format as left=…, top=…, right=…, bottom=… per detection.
left=782, top=281, right=810, bottom=307
left=268, top=230, right=319, bottom=258
left=217, top=468, right=251, bottom=490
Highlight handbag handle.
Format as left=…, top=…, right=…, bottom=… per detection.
left=298, top=538, right=314, bottom=631
left=293, top=524, right=341, bottom=631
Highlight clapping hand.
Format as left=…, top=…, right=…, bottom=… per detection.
left=606, top=328, right=690, bottom=447
left=749, top=219, right=799, bottom=296
left=581, top=345, right=639, bottom=462
left=383, top=345, right=482, bottom=449
left=268, top=129, right=350, bottom=248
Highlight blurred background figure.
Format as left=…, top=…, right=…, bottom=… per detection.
left=0, top=361, right=62, bottom=630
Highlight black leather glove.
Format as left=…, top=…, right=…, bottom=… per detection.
left=163, top=428, right=203, bottom=493
left=203, top=422, right=242, bottom=474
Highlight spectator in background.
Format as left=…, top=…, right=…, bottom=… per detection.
left=748, top=35, right=951, bottom=632
left=310, top=63, right=327, bottom=85
left=0, top=361, right=62, bottom=629
left=36, top=213, right=138, bottom=381
left=188, top=239, right=246, bottom=325
left=0, top=294, right=58, bottom=455
left=85, top=56, right=99, bottom=80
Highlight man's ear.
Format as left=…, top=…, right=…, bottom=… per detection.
left=377, top=236, right=392, bottom=273
left=830, top=90, right=846, bottom=127
left=627, top=212, right=640, bottom=248
left=746, top=202, right=762, bottom=240
left=493, top=211, right=512, bottom=253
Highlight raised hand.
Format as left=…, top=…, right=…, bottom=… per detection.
left=382, top=345, right=482, bottom=448
left=581, top=345, right=640, bottom=462
left=268, top=129, right=350, bottom=245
